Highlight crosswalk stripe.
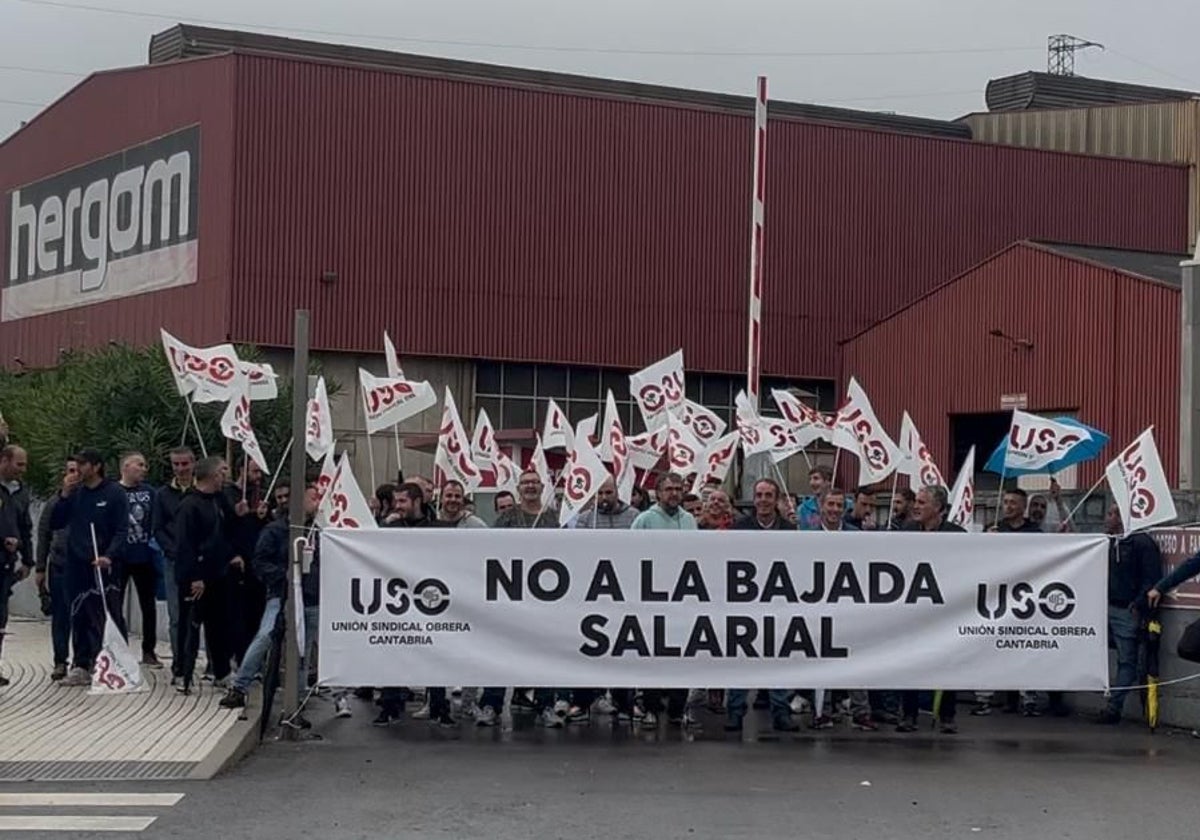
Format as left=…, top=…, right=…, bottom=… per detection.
left=0, top=815, right=157, bottom=832
left=0, top=793, right=184, bottom=807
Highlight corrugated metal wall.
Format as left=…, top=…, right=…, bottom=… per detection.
left=965, top=101, right=1200, bottom=246
left=0, top=57, right=237, bottom=367
left=229, top=54, right=1188, bottom=380
left=840, top=244, right=1181, bottom=486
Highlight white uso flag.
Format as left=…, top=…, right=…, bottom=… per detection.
left=219, top=376, right=269, bottom=472
left=626, top=427, right=669, bottom=472
left=542, top=399, right=572, bottom=451
left=317, top=454, right=378, bottom=529
left=948, top=446, right=976, bottom=529
left=529, top=435, right=557, bottom=508
left=630, top=349, right=686, bottom=431
left=831, top=377, right=900, bottom=484
left=899, top=411, right=945, bottom=490
left=359, top=369, right=438, bottom=435
left=241, top=361, right=278, bottom=402
left=666, top=411, right=705, bottom=476
left=772, top=389, right=832, bottom=448
left=383, top=331, right=405, bottom=379
left=470, top=408, right=499, bottom=470
left=559, top=426, right=609, bottom=526
left=314, top=450, right=337, bottom=509
left=1106, top=427, right=1177, bottom=532
left=577, top=414, right=599, bottom=441
left=691, top=431, right=740, bottom=494
left=493, top=451, right=520, bottom=495
left=734, top=389, right=774, bottom=457
left=435, top=388, right=483, bottom=492
left=305, top=376, right=334, bottom=461
left=600, top=390, right=635, bottom=504
left=1004, top=410, right=1093, bottom=471
left=160, top=329, right=241, bottom=402
left=87, top=526, right=145, bottom=694
left=677, top=400, right=727, bottom=448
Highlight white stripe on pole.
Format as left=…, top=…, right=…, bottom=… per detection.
left=746, top=76, right=768, bottom=409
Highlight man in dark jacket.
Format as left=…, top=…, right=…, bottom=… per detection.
left=225, top=459, right=270, bottom=663
left=174, top=456, right=244, bottom=692
left=151, top=446, right=196, bottom=683
left=0, top=444, right=34, bottom=685
left=991, top=488, right=1041, bottom=533
left=36, top=458, right=77, bottom=679
left=732, top=479, right=797, bottom=531
left=49, top=448, right=129, bottom=687
left=1098, top=503, right=1162, bottom=724
left=118, top=452, right=160, bottom=668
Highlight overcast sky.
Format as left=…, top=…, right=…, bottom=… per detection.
left=3, top=0, right=1199, bottom=139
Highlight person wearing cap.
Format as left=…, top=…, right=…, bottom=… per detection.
left=48, top=448, right=129, bottom=687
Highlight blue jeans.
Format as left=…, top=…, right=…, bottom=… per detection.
left=727, top=689, right=792, bottom=725
left=232, top=596, right=282, bottom=695
left=1107, top=604, right=1140, bottom=715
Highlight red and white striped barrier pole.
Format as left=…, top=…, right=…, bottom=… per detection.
left=746, top=76, right=768, bottom=410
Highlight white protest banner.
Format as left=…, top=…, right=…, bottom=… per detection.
left=734, top=389, right=774, bottom=457
left=219, top=377, right=269, bottom=473
left=542, top=399, right=572, bottom=451
left=317, top=454, right=378, bottom=529
left=630, top=349, right=686, bottom=430
left=160, top=329, right=240, bottom=401
left=359, top=369, right=438, bottom=435
left=577, top=414, right=599, bottom=442
left=383, top=331, right=405, bottom=379
left=899, top=411, right=945, bottom=490
left=318, top=530, right=1109, bottom=690
left=1004, top=410, right=1093, bottom=471
left=600, top=390, right=635, bottom=504
left=831, top=377, right=900, bottom=484
left=559, top=426, right=609, bottom=526
left=89, top=561, right=145, bottom=694
left=678, top=400, right=727, bottom=448
left=1106, top=427, right=1177, bottom=532
left=691, top=431, right=740, bottom=494
left=948, top=446, right=976, bottom=529
left=305, top=376, right=334, bottom=461
left=435, top=388, right=482, bottom=492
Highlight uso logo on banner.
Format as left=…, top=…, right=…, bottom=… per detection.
left=1009, top=424, right=1083, bottom=460
left=367, top=381, right=417, bottom=419
left=565, top=465, right=593, bottom=504
left=841, top=408, right=891, bottom=471
left=1117, top=440, right=1157, bottom=520
left=639, top=371, right=685, bottom=415
left=168, top=346, right=238, bottom=391
left=440, top=414, right=481, bottom=480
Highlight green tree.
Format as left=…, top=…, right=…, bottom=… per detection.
left=0, top=344, right=337, bottom=495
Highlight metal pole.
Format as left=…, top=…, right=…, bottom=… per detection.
left=1179, top=253, right=1200, bottom=489
left=281, top=309, right=310, bottom=740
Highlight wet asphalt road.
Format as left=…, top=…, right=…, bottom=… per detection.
left=7, top=693, right=1200, bottom=839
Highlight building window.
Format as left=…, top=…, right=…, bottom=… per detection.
left=475, top=361, right=834, bottom=437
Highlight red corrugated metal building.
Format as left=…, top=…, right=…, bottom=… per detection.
left=0, top=26, right=1188, bottom=380
left=840, top=241, right=1186, bottom=488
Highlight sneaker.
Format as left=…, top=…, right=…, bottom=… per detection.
left=970, top=703, right=992, bottom=717
left=539, top=708, right=565, bottom=728
left=773, top=718, right=801, bottom=733
left=475, top=705, right=499, bottom=727
left=616, top=711, right=633, bottom=723
left=632, top=704, right=647, bottom=720
left=809, top=715, right=834, bottom=730
left=50, top=664, right=67, bottom=681
left=553, top=699, right=571, bottom=717
left=433, top=713, right=457, bottom=728
left=1095, top=710, right=1122, bottom=725
left=852, top=715, right=879, bottom=732
left=594, top=695, right=617, bottom=716
left=567, top=706, right=590, bottom=725
left=59, top=667, right=90, bottom=687
left=940, top=720, right=958, bottom=734
left=219, top=689, right=247, bottom=709
left=170, top=675, right=184, bottom=689
left=640, top=712, right=658, bottom=729
left=411, top=703, right=431, bottom=720
left=895, top=720, right=919, bottom=733
left=1022, top=705, right=1043, bottom=718
left=141, top=652, right=163, bottom=669
left=284, top=713, right=313, bottom=730
left=334, top=696, right=352, bottom=718
left=0, top=676, right=9, bottom=687
left=201, top=673, right=216, bottom=684
left=373, top=710, right=401, bottom=727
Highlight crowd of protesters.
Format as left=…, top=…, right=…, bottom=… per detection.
left=0, top=436, right=1172, bottom=736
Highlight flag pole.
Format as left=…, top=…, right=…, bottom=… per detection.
left=745, top=75, right=768, bottom=411
left=184, top=394, right=208, bottom=458
left=241, top=450, right=249, bottom=502
left=263, top=437, right=294, bottom=501
left=365, top=431, right=377, bottom=495
left=392, top=425, right=404, bottom=481
left=1063, top=474, right=1108, bottom=527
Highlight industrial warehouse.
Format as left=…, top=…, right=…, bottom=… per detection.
left=2, top=24, right=1195, bottom=491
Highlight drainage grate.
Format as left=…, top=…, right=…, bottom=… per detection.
left=0, top=761, right=196, bottom=782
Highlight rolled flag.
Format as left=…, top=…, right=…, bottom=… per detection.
left=771, top=389, right=832, bottom=448
left=493, top=451, right=520, bottom=496
left=471, top=408, right=499, bottom=470
left=528, top=435, right=556, bottom=508
left=305, top=376, right=334, bottom=461
left=383, top=331, right=405, bottom=379
left=219, top=376, right=269, bottom=473
left=542, top=398, right=572, bottom=451
left=600, top=390, right=635, bottom=504
left=630, top=349, right=686, bottom=431
left=947, top=446, right=975, bottom=529
left=559, top=425, right=610, bottom=526
left=666, top=410, right=705, bottom=476
left=359, top=369, right=438, bottom=435
left=984, top=411, right=1105, bottom=475
left=1105, top=427, right=1177, bottom=532
left=691, top=431, right=740, bottom=495
left=241, top=361, right=278, bottom=402
left=160, top=329, right=240, bottom=402
left=317, top=453, right=378, bottom=529
left=898, top=411, right=945, bottom=490
left=434, top=388, right=482, bottom=492
left=314, top=449, right=337, bottom=508
left=831, top=377, right=900, bottom=484
left=678, top=400, right=727, bottom=448
left=734, top=389, right=774, bottom=457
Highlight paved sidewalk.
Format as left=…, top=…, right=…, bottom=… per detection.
left=0, top=617, right=258, bottom=782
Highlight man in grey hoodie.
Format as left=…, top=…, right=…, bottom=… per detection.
left=583, top=478, right=638, bottom=530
